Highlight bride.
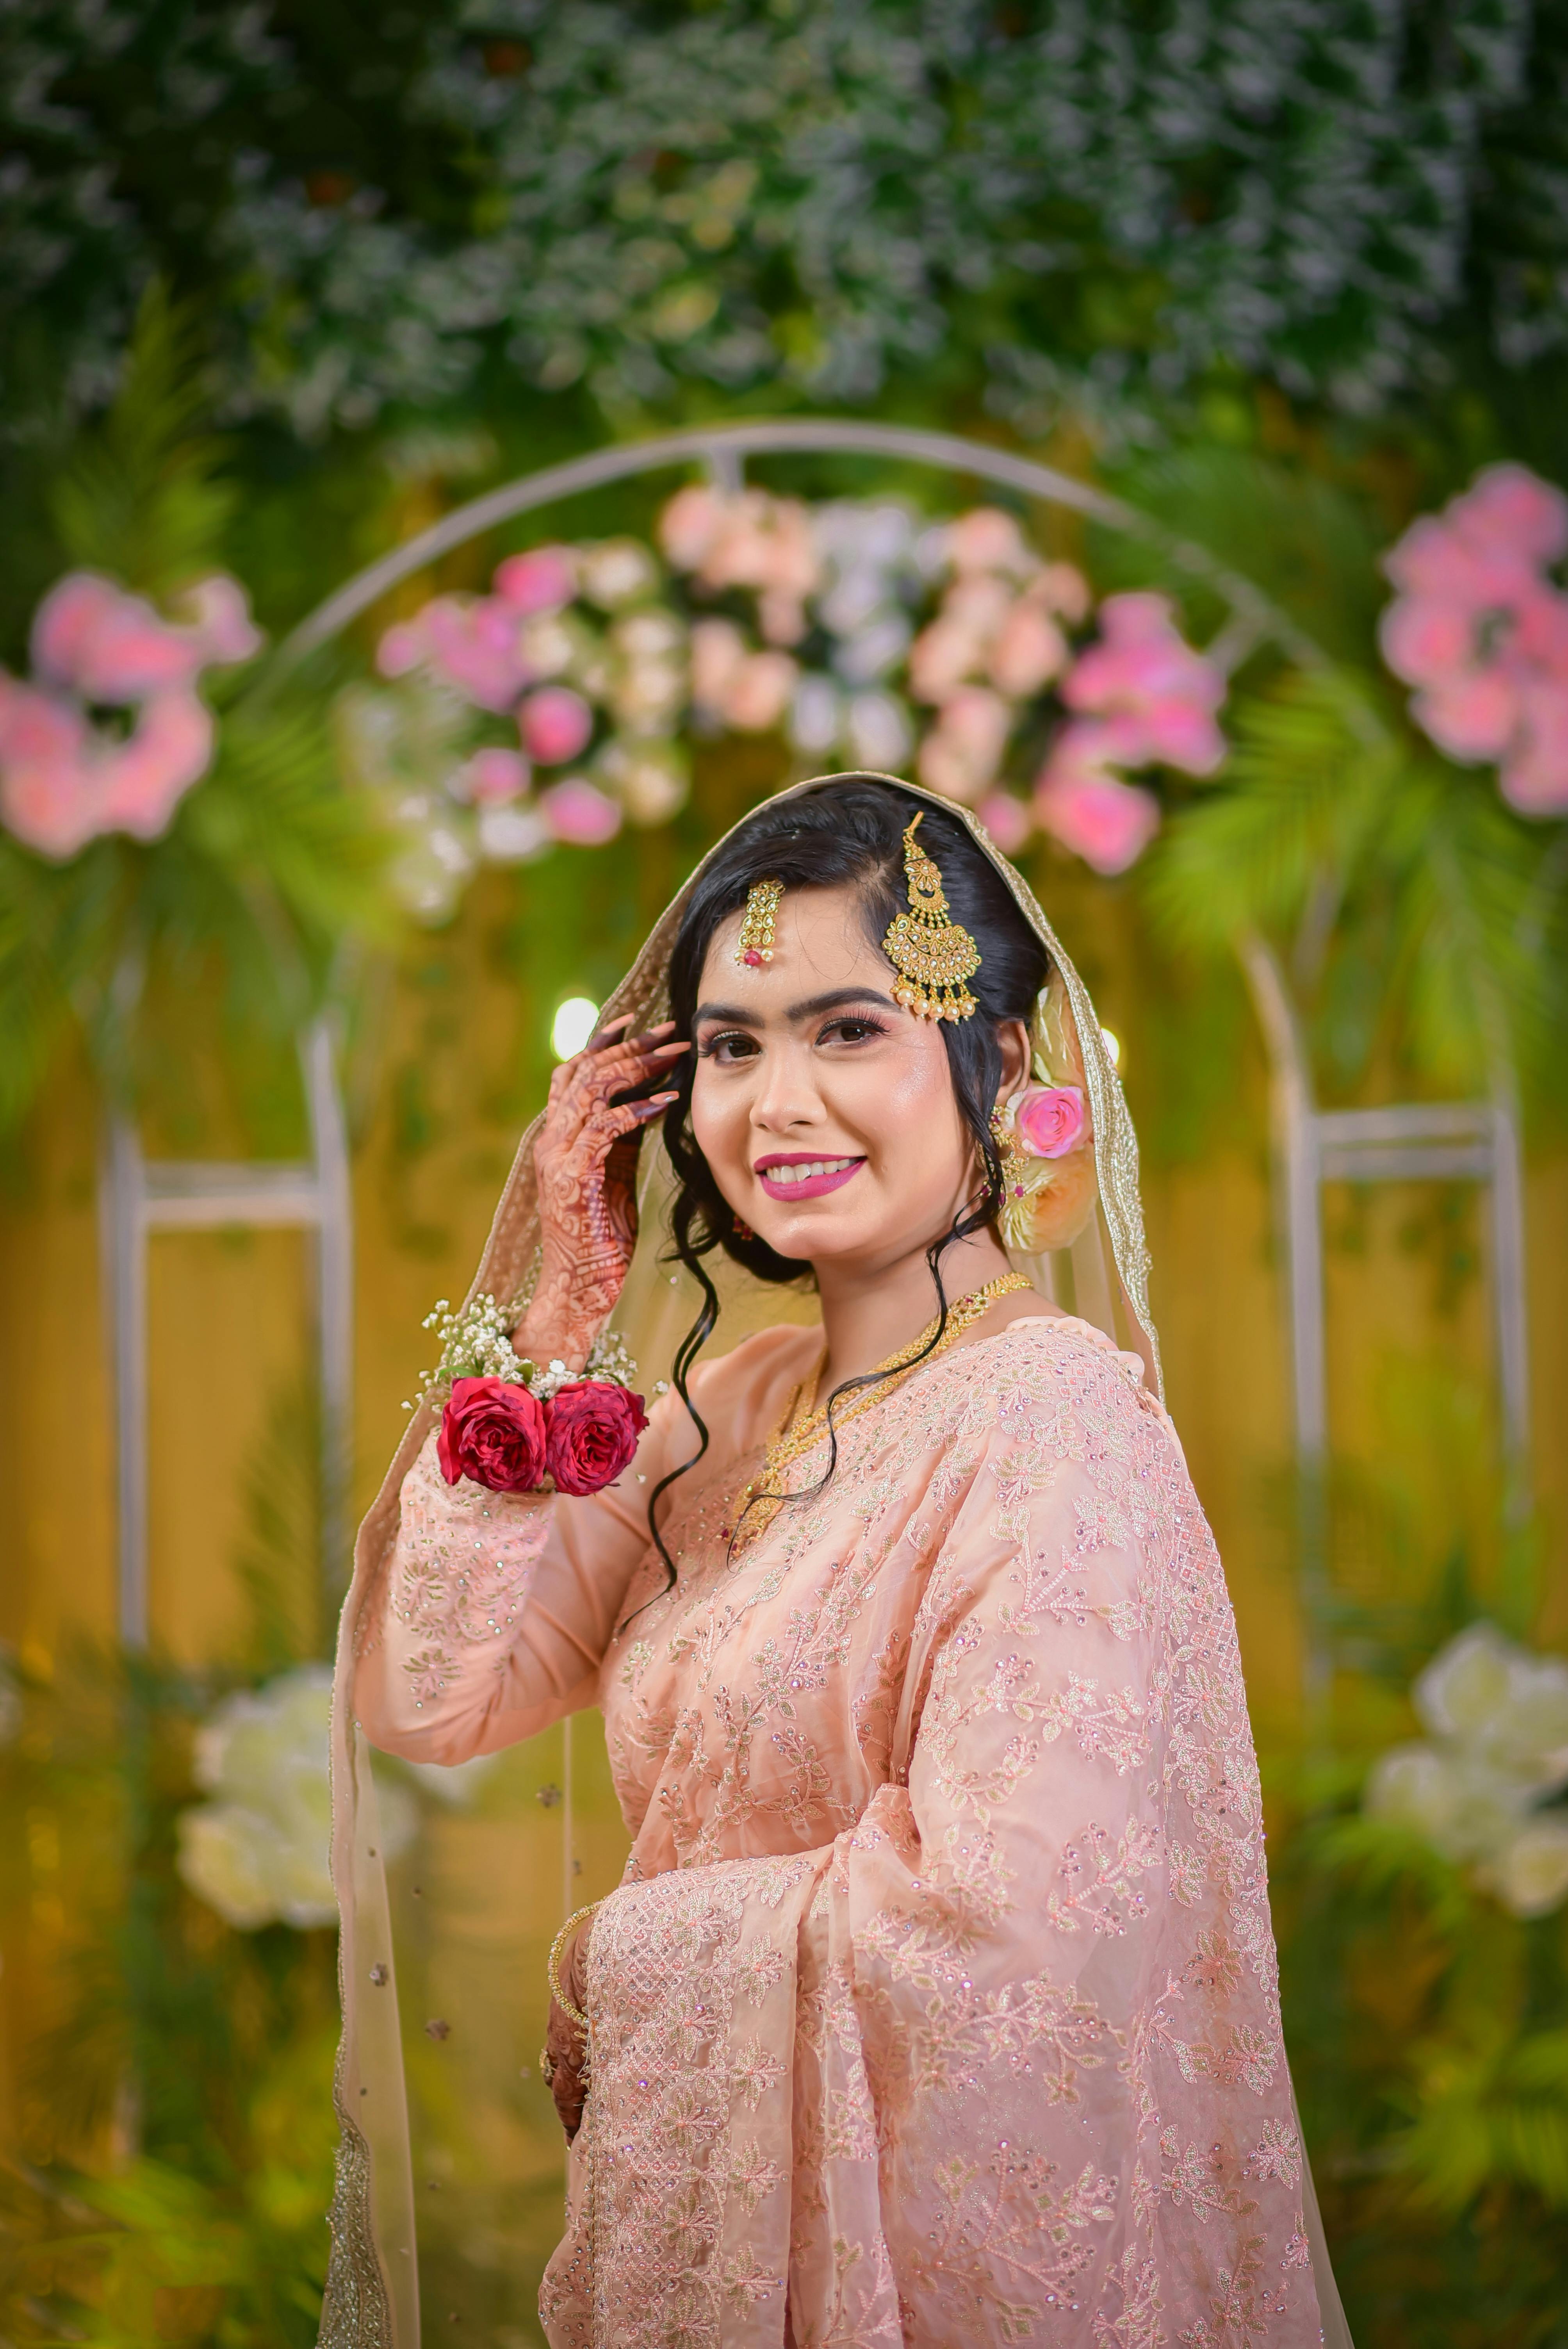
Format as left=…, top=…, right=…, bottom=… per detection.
left=326, top=775, right=1349, bottom=2347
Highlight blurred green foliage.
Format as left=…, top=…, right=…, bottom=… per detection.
left=6, top=0, right=1568, bottom=450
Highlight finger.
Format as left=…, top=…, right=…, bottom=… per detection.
left=560, top=1035, right=684, bottom=1112
left=581, top=1094, right=677, bottom=1157
left=551, top=1042, right=686, bottom=1139
left=586, top=1013, right=633, bottom=1053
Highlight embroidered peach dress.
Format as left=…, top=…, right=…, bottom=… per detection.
left=355, top=1310, right=1331, bottom=2349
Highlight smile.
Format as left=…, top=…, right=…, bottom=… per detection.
left=755, top=1155, right=865, bottom=1201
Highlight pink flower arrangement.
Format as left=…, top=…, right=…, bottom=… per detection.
left=976, top=790, right=1032, bottom=854
left=456, top=747, right=531, bottom=804
left=0, top=570, right=262, bottom=860
left=376, top=548, right=579, bottom=715
left=1059, top=593, right=1227, bottom=770
left=1034, top=765, right=1162, bottom=876
left=492, top=545, right=576, bottom=615
left=689, top=618, right=796, bottom=732
left=379, top=593, right=533, bottom=715
left=1033, top=594, right=1226, bottom=873
left=916, top=683, right=1011, bottom=803
left=1379, top=463, right=1568, bottom=815
left=519, top=684, right=594, bottom=766
left=540, top=777, right=622, bottom=846
left=659, top=486, right=819, bottom=645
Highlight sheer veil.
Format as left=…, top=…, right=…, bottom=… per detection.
left=318, top=774, right=1350, bottom=2348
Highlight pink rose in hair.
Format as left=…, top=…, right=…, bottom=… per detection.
left=1015, top=1084, right=1087, bottom=1159
left=545, top=1381, right=649, bottom=1496
left=438, top=1376, right=548, bottom=1492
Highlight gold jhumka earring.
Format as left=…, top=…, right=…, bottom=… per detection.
left=735, top=876, right=784, bottom=967
left=989, top=1101, right=1030, bottom=1200
left=882, top=813, right=981, bottom=1021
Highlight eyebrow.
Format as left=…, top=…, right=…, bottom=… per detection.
left=693, top=986, right=900, bottom=1026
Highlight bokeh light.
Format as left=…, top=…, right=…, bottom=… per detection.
left=550, top=995, right=600, bottom=1059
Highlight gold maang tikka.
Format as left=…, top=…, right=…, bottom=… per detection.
left=735, top=875, right=784, bottom=968
left=882, top=813, right=981, bottom=1020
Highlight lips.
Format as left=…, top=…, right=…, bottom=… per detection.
left=754, top=1153, right=866, bottom=1202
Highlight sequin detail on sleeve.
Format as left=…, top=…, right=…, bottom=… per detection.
left=389, top=1433, right=552, bottom=1708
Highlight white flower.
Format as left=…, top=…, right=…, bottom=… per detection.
left=577, top=538, right=659, bottom=609
left=477, top=802, right=550, bottom=864
left=178, top=1665, right=413, bottom=1931
left=1415, top=1623, right=1568, bottom=1797
left=788, top=673, right=842, bottom=755
left=1481, top=1817, right=1568, bottom=1919
left=845, top=691, right=913, bottom=771
left=1364, top=1741, right=1532, bottom=1864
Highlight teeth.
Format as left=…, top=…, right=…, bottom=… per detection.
left=764, top=1157, right=855, bottom=1185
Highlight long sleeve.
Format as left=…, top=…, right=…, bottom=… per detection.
left=353, top=1388, right=688, bottom=1765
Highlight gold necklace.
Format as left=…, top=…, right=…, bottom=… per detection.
left=724, top=1269, right=1034, bottom=1554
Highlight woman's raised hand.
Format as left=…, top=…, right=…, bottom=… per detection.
left=513, top=1017, right=687, bottom=1371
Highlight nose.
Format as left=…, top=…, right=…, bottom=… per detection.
left=747, top=1037, right=825, bottom=1139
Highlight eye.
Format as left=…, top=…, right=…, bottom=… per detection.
left=697, top=1027, right=760, bottom=1064
left=817, top=1012, right=889, bottom=1046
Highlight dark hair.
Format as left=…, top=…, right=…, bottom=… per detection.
left=645, top=777, right=1049, bottom=1582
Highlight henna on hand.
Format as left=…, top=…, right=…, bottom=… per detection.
left=515, top=1018, right=688, bottom=1369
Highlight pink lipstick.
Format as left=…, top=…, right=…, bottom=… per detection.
left=754, top=1152, right=866, bottom=1202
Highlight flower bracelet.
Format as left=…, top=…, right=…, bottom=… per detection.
left=411, top=1294, right=649, bottom=1499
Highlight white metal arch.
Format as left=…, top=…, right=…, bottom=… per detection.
left=107, top=420, right=1530, bottom=1712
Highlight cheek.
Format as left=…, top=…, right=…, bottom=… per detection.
left=689, top=1068, right=747, bottom=1177
left=836, top=1041, right=970, bottom=1171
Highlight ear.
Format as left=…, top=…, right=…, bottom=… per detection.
left=993, top=1017, right=1031, bottom=1101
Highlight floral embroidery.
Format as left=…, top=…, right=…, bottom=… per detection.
left=1245, top=2117, right=1303, bottom=2187
left=1158, top=2126, right=1257, bottom=2222
left=375, top=1317, right=1329, bottom=2347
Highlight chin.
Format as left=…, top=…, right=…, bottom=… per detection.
left=754, top=1209, right=875, bottom=1264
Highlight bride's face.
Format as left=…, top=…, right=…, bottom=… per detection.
left=690, top=882, right=1023, bottom=1275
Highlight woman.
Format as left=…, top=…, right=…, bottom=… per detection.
left=326, top=776, right=1349, bottom=2349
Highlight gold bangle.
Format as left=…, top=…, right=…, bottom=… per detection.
left=547, top=1901, right=599, bottom=2032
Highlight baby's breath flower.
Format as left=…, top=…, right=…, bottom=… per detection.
left=416, top=1294, right=637, bottom=1406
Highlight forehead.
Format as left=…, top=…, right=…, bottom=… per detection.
left=699, top=882, right=887, bottom=995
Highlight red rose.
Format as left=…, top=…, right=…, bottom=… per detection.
left=544, top=1381, right=649, bottom=1497
left=438, top=1376, right=548, bottom=1492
